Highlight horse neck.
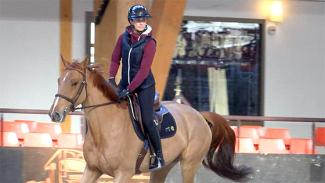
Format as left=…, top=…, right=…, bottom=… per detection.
left=83, top=82, right=130, bottom=145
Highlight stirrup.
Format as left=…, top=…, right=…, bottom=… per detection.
left=149, top=155, right=165, bottom=171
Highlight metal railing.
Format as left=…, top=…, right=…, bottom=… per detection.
left=1, top=108, right=325, bottom=153
left=0, top=108, right=84, bottom=147
left=0, top=108, right=83, bottom=115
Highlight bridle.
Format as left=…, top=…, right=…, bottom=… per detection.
left=54, top=67, right=118, bottom=112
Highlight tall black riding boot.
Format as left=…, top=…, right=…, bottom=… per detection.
left=136, top=85, right=165, bottom=170
left=147, top=129, right=165, bottom=170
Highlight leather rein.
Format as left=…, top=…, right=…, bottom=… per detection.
left=54, top=68, right=118, bottom=112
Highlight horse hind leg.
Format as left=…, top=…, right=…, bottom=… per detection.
left=180, top=134, right=211, bottom=183
left=180, top=158, right=202, bottom=183
left=180, top=148, right=208, bottom=183
left=149, top=162, right=177, bottom=183
left=80, top=166, right=101, bottom=183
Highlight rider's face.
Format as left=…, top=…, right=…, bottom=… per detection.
left=131, top=18, right=147, bottom=32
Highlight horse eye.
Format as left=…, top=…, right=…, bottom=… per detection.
left=72, top=81, right=78, bottom=86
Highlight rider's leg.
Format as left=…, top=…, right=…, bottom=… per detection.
left=137, top=85, right=165, bottom=169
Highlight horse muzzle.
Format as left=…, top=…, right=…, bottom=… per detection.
left=49, top=109, right=67, bottom=123
left=49, top=97, right=71, bottom=123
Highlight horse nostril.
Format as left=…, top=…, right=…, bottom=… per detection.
left=52, top=112, right=62, bottom=122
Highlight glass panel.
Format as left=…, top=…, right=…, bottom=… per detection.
left=90, top=22, right=95, bottom=44
left=90, top=46, right=95, bottom=63
left=164, top=19, right=263, bottom=116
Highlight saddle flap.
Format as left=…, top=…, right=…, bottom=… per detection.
left=154, top=105, right=176, bottom=139
left=128, top=95, right=177, bottom=140
left=128, top=97, right=177, bottom=174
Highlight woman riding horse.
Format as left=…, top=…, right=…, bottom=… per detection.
left=49, top=5, right=252, bottom=183
left=108, top=4, right=164, bottom=170
left=50, top=58, right=252, bottom=183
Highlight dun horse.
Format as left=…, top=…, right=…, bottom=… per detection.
left=49, top=58, right=251, bottom=183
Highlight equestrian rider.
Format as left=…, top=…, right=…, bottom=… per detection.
left=108, top=4, right=165, bottom=170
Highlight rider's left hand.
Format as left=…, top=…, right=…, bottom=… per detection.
left=107, top=77, right=117, bottom=87
left=118, top=89, right=131, bottom=100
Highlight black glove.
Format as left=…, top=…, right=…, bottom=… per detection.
left=118, top=89, right=131, bottom=100
left=107, top=77, right=117, bottom=87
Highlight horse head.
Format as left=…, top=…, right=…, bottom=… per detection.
left=49, top=56, right=119, bottom=122
left=49, top=56, right=90, bottom=122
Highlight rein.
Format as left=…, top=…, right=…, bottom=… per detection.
left=55, top=67, right=119, bottom=112
left=74, top=101, right=118, bottom=110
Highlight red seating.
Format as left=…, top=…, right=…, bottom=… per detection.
left=230, top=126, right=238, bottom=137
left=290, top=138, right=313, bottom=154
left=315, top=127, right=325, bottom=146
left=2, top=118, right=319, bottom=156
left=259, top=138, right=289, bottom=154
left=14, top=120, right=38, bottom=132
left=30, top=122, right=62, bottom=140
left=235, top=138, right=258, bottom=153
left=264, top=128, right=291, bottom=145
left=238, top=127, right=260, bottom=144
left=57, top=133, right=83, bottom=148
left=2, top=122, right=29, bottom=139
left=0, top=132, right=19, bottom=147
left=23, top=133, right=53, bottom=147
left=241, top=125, right=265, bottom=137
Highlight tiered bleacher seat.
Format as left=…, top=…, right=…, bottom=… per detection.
left=259, top=138, right=289, bottom=154
left=57, top=133, right=83, bottom=148
left=14, top=120, right=38, bottom=132
left=2, top=121, right=29, bottom=139
left=315, top=127, right=325, bottom=146
left=30, top=122, right=62, bottom=140
left=290, top=138, right=313, bottom=154
left=242, top=125, right=265, bottom=137
left=235, top=138, right=258, bottom=153
left=23, top=133, right=53, bottom=147
left=230, top=126, right=238, bottom=137
left=264, top=128, right=291, bottom=146
left=238, top=127, right=260, bottom=144
left=0, top=132, right=19, bottom=147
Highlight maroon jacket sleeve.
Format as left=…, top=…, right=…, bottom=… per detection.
left=127, top=39, right=156, bottom=91
left=109, top=34, right=123, bottom=78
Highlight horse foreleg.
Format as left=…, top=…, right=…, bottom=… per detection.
left=80, top=166, right=101, bottom=183
left=149, top=162, right=177, bottom=183
left=113, top=171, right=133, bottom=183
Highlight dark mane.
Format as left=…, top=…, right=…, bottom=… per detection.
left=88, top=65, right=119, bottom=102
left=65, top=61, right=84, bottom=71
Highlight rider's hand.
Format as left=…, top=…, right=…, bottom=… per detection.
left=107, top=77, right=117, bottom=87
left=118, top=89, right=131, bottom=100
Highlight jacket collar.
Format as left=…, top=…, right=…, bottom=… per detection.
left=126, top=25, right=152, bottom=38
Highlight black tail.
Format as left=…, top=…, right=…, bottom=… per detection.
left=200, top=112, right=253, bottom=182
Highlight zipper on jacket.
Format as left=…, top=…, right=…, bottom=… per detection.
left=127, top=47, right=133, bottom=84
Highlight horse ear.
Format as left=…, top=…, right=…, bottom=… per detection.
left=82, top=57, right=90, bottom=69
left=60, top=54, right=70, bottom=67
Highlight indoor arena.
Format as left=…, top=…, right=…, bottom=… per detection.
left=0, top=0, right=325, bottom=183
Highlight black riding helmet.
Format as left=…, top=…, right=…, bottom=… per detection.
left=128, top=5, right=151, bottom=22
